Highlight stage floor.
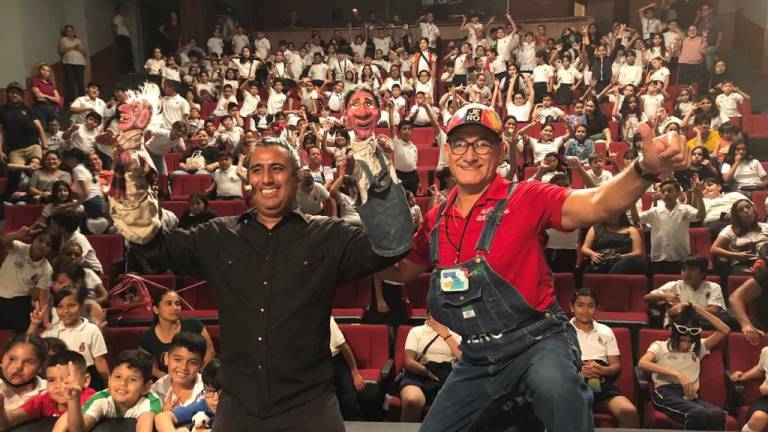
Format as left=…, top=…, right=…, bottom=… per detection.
left=345, top=424, right=700, bottom=432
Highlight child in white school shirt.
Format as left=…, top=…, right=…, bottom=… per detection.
left=570, top=289, right=640, bottom=428
left=211, top=84, right=237, bottom=118
left=716, top=80, right=751, bottom=119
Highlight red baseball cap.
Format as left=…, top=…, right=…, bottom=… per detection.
left=445, top=103, right=503, bottom=137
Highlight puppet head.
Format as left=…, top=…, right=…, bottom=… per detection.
left=343, top=86, right=380, bottom=141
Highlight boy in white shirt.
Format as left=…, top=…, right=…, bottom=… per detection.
left=149, top=332, right=206, bottom=409
left=266, top=79, right=287, bottom=116
left=570, top=288, right=640, bottom=428
left=308, top=53, right=331, bottom=87
left=641, top=81, right=667, bottom=122
left=639, top=180, right=706, bottom=274
left=206, top=28, right=224, bottom=56
left=407, top=93, right=439, bottom=126
left=616, top=51, right=643, bottom=87
left=586, top=153, right=614, bottom=187
left=253, top=31, right=271, bottom=60
left=208, top=151, right=243, bottom=200
left=56, top=350, right=161, bottom=432
left=161, top=80, right=190, bottom=129
left=638, top=4, right=662, bottom=42
left=145, top=121, right=186, bottom=176
left=239, top=81, right=261, bottom=118
left=531, top=51, right=554, bottom=103
left=645, top=256, right=730, bottom=328
left=69, top=83, right=108, bottom=125
left=372, top=28, right=393, bottom=56
left=216, top=115, right=244, bottom=151
left=231, top=25, right=249, bottom=55
left=46, top=119, right=65, bottom=152
left=211, top=84, right=237, bottom=118
left=62, top=112, right=101, bottom=153
left=716, top=80, right=751, bottom=118
left=532, top=93, right=566, bottom=124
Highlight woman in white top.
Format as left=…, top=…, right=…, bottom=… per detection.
left=58, top=25, right=87, bottom=104
left=62, top=148, right=107, bottom=223
left=451, top=42, right=472, bottom=86
left=711, top=199, right=768, bottom=274
left=233, top=47, right=257, bottom=80
left=505, top=74, right=535, bottom=123
left=144, top=47, right=166, bottom=76
left=721, top=141, right=768, bottom=191
left=397, top=315, right=461, bottom=423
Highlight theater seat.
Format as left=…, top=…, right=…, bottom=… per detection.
left=170, top=175, right=212, bottom=201
left=4, top=204, right=45, bottom=232
left=752, top=191, right=768, bottom=221
left=161, top=201, right=189, bottom=219
left=582, top=274, right=648, bottom=324
left=728, top=332, right=768, bottom=428
left=86, top=234, right=125, bottom=282
left=178, top=276, right=217, bottom=311
left=689, top=228, right=713, bottom=266
left=554, top=273, right=576, bottom=315
left=405, top=273, right=431, bottom=319
left=339, top=323, right=393, bottom=418
left=332, top=277, right=372, bottom=321
left=743, top=114, right=768, bottom=138
left=208, top=199, right=246, bottom=217
left=139, top=274, right=177, bottom=292
left=593, top=327, right=637, bottom=428
left=103, top=326, right=148, bottom=364
left=727, top=275, right=752, bottom=298
left=165, top=152, right=184, bottom=173
left=206, top=324, right=222, bottom=352
left=636, top=329, right=738, bottom=430
left=412, top=127, right=436, bottom=147
left=386, top=325, right=415, bottom=421
left=418, top=147, right=440, bottom=170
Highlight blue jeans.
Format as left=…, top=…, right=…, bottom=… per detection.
left=420, top=323, right=592, bottom=432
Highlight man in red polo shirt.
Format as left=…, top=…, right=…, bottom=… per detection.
left=379, top=103, right=689, bottom=431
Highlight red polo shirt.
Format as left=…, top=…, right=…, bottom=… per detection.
left=408, top=175, right=571, bottom=311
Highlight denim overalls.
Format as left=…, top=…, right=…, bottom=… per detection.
left=420, top=183, right=594, bottom=432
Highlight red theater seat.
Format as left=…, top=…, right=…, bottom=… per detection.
left=689, top=228, right=713, bottom=266
left=752, top=191, right=768, bottom=221
left=728, top=332, right=768, bottom=428
left=412, top=127, right=436, bottom=147
left=104, top=326, right=148, bottom=363
left=86, top=234, right=125, bottom=282
left=582, top=274, right=648, bottom=324
left=339, top=324, right=391, bottom=384
left=727, top=275, right=752, bottom=297
left=209, top=200, right=246, bottom=217
left=178, top=277, right=217, bottom=310
left=164, top=152, right=184, bottom=173
left=332, top=277, right=372, bottom=321
left=170, top=175, right=213, bottom=201
left=554, top=273, right=576, bottom=315
left=593, top=327, right=637, bottom=428
left=4, top=204, right=45, bottom=232
left=161, top=201, right=188, bottom=219
left=405, top=273, right=431, bottom=319
left=386, top=325, right=415, bottom=421
left=637, top=329, right=738, bottom=430
left=206, top=324, right=222, bottom=352
left=418, top=147, right=440, bottom=169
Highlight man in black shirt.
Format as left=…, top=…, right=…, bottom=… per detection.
left=139, top=138, right=412, bottom=431
left=730, top=269, right=768, bottom=345
left=0, top=82, right=47, bottom=166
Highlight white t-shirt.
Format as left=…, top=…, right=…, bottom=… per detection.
left=267, top=89, right=287, bottom=115
left=70, top=96, right=108, bottom=123
left=1, top=377, right=46, bottom=410
left=703, top=192, right=748, bottom=224
left=61, top=37, right=86, bottom=65
left=716, top=92, right=745, bottom=118
left=641, top=17, right=662, bottom=40
left=556, top=65, right=582, bottom=85
left=648, top=339, right=709, bottom=391
left=72, top=164, right=101, bottom=201
left=617, top=64, right=643, bottom=87
left=532, top=64, right=555, bottom=83
left=254, top=38, right=271, bottom=59
left=145, top=129, right=182, bottom=155
left=0, top=241, right=51, bottom=299
left=530, top=137, right=565, bottom=164
left=408, top=104, right=439, bottom=125
left=330, top=317, right=345, bottom=357
left=67, top=126, right=98, bottom=153
left=231, top=34, right=249, bottom=54
left=150, top=373, right=204, bottom=408
left=309, top=63, right=330, bottom=81
left=587, top=169, right=614, bottom=187
left=650, top=279, right=726, bottom=326
left=296, top=183, right=330, bottom=215
left=372, top=37, right=392, bottom=55
left=63, top=231, right=102, bottom=274
left=642, top=93, right=665, bottom=121
left=350, top=42, right=367, bottom=59
left=649, top=67, right=671, bottom=83
left=161, top=95, right=190, bottom=129
left=506, top=101, right=533, bottom=122
left=83, top=389, right=161, bottom=421
left=206, top=37, right=223, bottom=56
left=716, top=223, right=768, bottom=253
left=144, top=58, right=165, bottom=75
left=721, top=159, right=767, bottom=188
left=212, top=94, right=238, bottom=117
left=404, top=324, right=461, bottom=364
left=639, top=203, right=699, bottom=262
left=161, top=66, right=181, bottom=82
left=41, top=318, right=107, bottom=366
left=393, top=138, right=418, bottom=172
left=571, top=319, right=620, bottom=363
left=240, top=91, right=261, bottom=118
left=213, top=165, right=243, bottom=198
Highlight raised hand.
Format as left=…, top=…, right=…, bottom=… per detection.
left=636, top=123, right=690, bottom=175
left=29, top=301, right=48, bottom=326
left=61, top=362, right=83, bottom=401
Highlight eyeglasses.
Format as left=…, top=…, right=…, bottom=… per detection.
left=448, top=138, right=497, bottom=155
left=673, top=323, right=702, bottom=336
left=203, top=388, right=220, bottom=398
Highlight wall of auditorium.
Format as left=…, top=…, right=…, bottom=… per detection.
left=0, top=0, right=121, bottom=87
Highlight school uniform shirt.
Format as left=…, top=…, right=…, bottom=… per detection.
left=72, top=164, right=101, bottom=201
left=530, top=137, right=566, bottom=164
left=330, top=316, right=345, bottom=357
left=532, top=64, right=555, bottom=84
left=556, top=65, right=582, bottom=86
left=70, top=96, right=108, bottom=124
left=233, top=59, right=256, bottom=79
left=506, top=100, right=533, bottom=123
left=218, top=126, right=243, bottom=150
left=517, top=42, right=537, bottom=71
left=617, top=64, right=643, bottom=87
left=161, top=95, right=191, bottom=129
left=67, top=126, right=98, bottom=153
left=414, top=80, right=434, bottom=98
left=586, top=169, right=613, bottom=187
left=570, top=319, right=620, bottom=363
left=1, top=376, right=47, bottom=410
left=639, top=203, right=699, bottom=262
left=495, top=34, right=515, bottom=62
left=332, top=58, right=355, bottom=80
left=239, top=92, right=261, bottom=118
left=213, top=165, right=243, bottom=198
left=61, top=231, right=103, bottom=274
left=296, top=182, right=330, bottom=215
left=716, top=92, right=745, bottom=118
left=393, top=138, right=418, bottom=172
left=231, top=34, right=249, bottom=54
left=144, top=58, right=165, bottom=75
left=382, top=77, right=410, bottom=93
left=649, top=67, right=671, bottom=83
left=206, top=37, right=223, bottom=56
left=647, top=339, right=708, bottom=392
left=717, top=223, right=768, bottom=254
left=211, top=95, right=238, bottom=118
left=41, top=318, right=107, bottom=366
left=721, top=159, right=767, bottom=188
left=408, top=104, right=439, bottom=126
left=308, top=63, right=330, bottom=82
left=83, top=389, right=162, bottom=420
left=266, top=89, right=287, bottom=116
left=0, top=240, right=51, bottom=299
left=420, top=22, right=441, bottom=48
left=642, top=93, right=665, bottom=121
left=150, top=373, right=205, bottom=408
left=21, top=387, right=95, bottom=418
left=641, top=17, right=662, bottom=40
left=285, top=50, right=304, bottom=80
left=350, top=42, right=367, bottom=59
left=254, top=38, right=271, bottom=59
left=46, top=131, right=64, bottom=152
left=145, top=129, right=182, bottom=156
left=161, top=66, right=181, bottom=82
left=650, top=280, right=727, bottom=326
left=325, top=91, right=344, bottom=113
left=404, top=324, right=461, bottom=364
left=703, top=192, right=748, bottom=224
left=372, top=37, right=392, bottom=56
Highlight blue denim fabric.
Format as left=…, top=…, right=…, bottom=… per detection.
left=356, top=149, right=413, bottom=257
left=421, top=182, right=594, bottom=431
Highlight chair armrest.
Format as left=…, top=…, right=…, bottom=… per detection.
left=725, top=369, right=746, bottom=395
left=381, top=359, right=394, bottom=383
left=634, top=366, right=649, bottom=391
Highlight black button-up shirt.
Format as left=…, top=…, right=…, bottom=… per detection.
left=0, top=103, right=41, bottom=151
left=144, top=210, right=405, bottom=416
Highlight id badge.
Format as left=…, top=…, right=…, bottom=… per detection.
left=440, top=269, right=469, bottom=292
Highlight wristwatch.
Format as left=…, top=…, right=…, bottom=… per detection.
left=633, top=156, right=661, bottom=184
